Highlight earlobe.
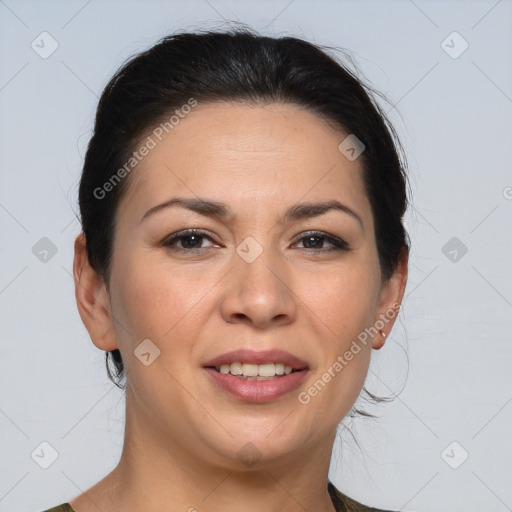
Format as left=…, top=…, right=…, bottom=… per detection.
left=373, top=330, right=387, bottom=350
left=73, top=233, right=118, bottom=352
left=372, top=248, right=409, bottom=350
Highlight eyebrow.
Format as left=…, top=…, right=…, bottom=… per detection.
left=141, top=197, right=363, bottom=230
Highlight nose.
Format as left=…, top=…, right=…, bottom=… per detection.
left=219, top=241, right=298, bottom=329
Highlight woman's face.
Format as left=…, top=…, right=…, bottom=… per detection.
left=80, top=101, right=406, bottom=469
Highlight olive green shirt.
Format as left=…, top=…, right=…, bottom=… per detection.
left=39, top=481, right=396, bottom=512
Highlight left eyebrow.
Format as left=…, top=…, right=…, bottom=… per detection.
left=279, top=200, right=363, bottom=230
left=140, top=197, right=364, bottom=231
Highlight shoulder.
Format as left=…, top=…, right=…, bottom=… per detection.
left=328, top=481, right=398, bottom=512
left=39, top=504, right=75, bottom=512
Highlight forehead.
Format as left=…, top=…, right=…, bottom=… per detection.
left=118, top=102, right=370, bottom=225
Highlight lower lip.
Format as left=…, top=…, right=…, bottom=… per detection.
left=203, top=368, right=309, bottom=403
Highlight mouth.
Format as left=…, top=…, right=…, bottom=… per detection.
left=202, top=349, right=310, bottom=402
left=205, top=362, right=304, bottom=380
left=202, top=348, right=309, bottom=375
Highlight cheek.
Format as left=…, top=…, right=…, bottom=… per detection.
left=296, top=263, right=378, bottom=413
left=299, top=262, right=380, bottom=347
left=108, top=256, right=205, bottom=404
left=110, top=251, right=215, bottom=342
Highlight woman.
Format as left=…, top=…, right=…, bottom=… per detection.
left=43, top=28, right=409, bottom=512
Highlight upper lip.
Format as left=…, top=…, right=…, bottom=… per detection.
left=202, top=349, right=309, bottom=370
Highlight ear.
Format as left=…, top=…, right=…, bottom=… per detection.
left=73, top=233, right=118, bottom=351
left=372, top=248, right=409, bottom=350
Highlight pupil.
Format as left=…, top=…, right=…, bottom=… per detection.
left=184, top=235, right=200, bottom=248
left=306, top=236, right=321, bottom=248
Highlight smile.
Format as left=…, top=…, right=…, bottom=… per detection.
left=213, top=362, right=298, bottom=378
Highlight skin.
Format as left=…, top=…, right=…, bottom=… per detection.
left=71, top=102, right=408, bottom=512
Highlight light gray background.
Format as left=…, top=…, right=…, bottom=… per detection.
left=1, top=1, right=511, bottom=511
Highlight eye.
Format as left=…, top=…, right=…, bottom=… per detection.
left=163, top=229, right=350, bottom=254
left=292, top=231, right=350, bottom=253
left=163, top=229, right=218, bottom=252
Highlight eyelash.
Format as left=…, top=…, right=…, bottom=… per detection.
left=163, top=229, right=350, bottom=254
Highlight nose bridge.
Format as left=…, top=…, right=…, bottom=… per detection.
left=221, top=234, right=296, bottom=326
left=235, top=234, right=283, bottom=293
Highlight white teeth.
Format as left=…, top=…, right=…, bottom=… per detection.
left=215, top=362, right=296, bottom=377
left=242, top=363, right=259, bottom=377
left=258, top=363, right=276, bottom=377
left=230, top=362, right=243, bottom=375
